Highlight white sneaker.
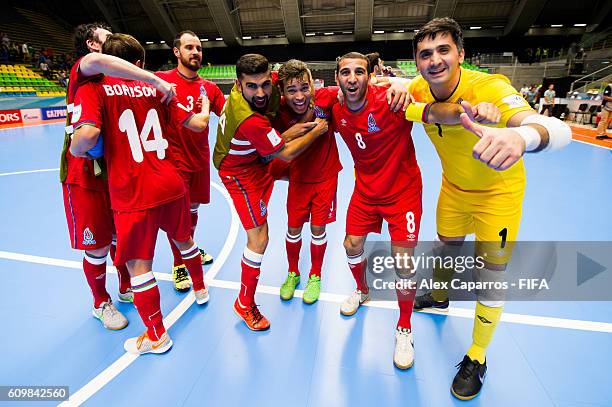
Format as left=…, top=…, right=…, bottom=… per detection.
left=340, top=290, right=370, bottom=316
left=92, top=300, right=128, bottom=330
left=194, top=287, right=209, bottom=305
left=117, top=288, right=134, bottom=303
left=393, top=327, right=414, bottom=369
left=124, top=331, right=173, bottom=355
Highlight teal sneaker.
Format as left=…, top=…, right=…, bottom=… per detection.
left=303, top=274, right=321, bottom=304
left=280, top=271, right=300, bottom=300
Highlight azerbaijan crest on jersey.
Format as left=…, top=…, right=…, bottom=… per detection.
left=314, top=105, right=329, bottom=119
left=367, top=113, right=380, bottom=133
left=82, top=227, right=96, bottom=246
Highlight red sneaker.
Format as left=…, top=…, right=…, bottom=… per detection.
left=233, top=298, right=271, bottom=331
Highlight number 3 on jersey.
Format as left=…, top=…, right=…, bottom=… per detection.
left=118, top=108, right=168, bottom=163
left=355, top=132, right=366, bottom=149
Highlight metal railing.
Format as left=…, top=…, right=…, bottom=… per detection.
left=570, top=65, right=612, bottom=93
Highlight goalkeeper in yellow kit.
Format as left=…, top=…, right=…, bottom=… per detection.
left=407, top=18, right=572, bottom=400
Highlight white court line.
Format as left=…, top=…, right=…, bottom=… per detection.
left=0, top=167, right=60, bottom=177
left=2, top=248, right=612, bottom=337
left=572, top=138, right=612, bottom=150
left=56, top=182, right=239, bottom=407
left=207, top=280, right=612, bottom=334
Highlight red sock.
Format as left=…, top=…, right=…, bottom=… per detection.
left=285, top=231, right=302, bottom=275
left=190, top=208, right=198, bottom=235
left=83, top=252, right=110, bottom=308
left=109, top=243, right=131, bottom=293
left=238, top=247, right=263, bottom=307
left=310, top=231, right=327, bottom=277
left=347, top=252, right=368, bottom=294
left=396, top=279, right=416, bottom=330
left=181, top=243, right=205, bottom=291
left=168, top=235, right=183, bottom=267
left=131, top=272, right=165, bottom=340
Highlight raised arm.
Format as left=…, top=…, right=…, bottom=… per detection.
left=78, top=53, right=177, bottom=103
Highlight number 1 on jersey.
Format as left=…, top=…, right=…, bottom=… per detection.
left=118, top=108, right=168, bottom=163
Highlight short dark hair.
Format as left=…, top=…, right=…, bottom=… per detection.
left=335, top=52, right=369, bottom=73
left=74, top=22, right=111, bottom=58
left=236, top=54, right=269, bottom=79
left=102, top=33, right=145, bottom=65
left=365, top=52, right=380, bottom=74
left=278, top=59, right=312, bottom=90
left=173, top=30, right=198, bottom=49
left=413, top=17, right=464, bottom=55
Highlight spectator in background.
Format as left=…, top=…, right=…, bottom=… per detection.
left=40, top=60, right=51, bottom=79
left=57, top=70, right=68, bottom=87
left=541, top=84, right=555, bottom=117
left=596, top=83, right=612, bottom=140
left=520, top=84, right=529, bottom=98
left=22, top=42, right=30, bottom=63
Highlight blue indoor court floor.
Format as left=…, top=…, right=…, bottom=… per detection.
left=1, top=119, right=611, bottom=407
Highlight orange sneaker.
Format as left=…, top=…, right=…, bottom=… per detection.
left=233, top=298, right=271, bottom=331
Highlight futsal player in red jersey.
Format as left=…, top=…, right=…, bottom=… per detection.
left=333, top=52, right=474, bottom=369
left=70, top=34, right=212, bottom=355
left=271, top=59, right=342, bottom=304
left=60, top=22, right=177, bottom=331
left=155, top=30, right=226, bottom=292
left=213, top=54, right=329, bottom=331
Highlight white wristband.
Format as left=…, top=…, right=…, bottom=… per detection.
left=513, top=126, right=540, bottom=152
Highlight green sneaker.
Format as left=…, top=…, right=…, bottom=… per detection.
left=303, top=274, right=321, bottom=304
left=280, top=271, right=300, bottom=300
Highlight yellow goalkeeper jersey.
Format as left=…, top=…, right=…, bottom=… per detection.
left=408, top=68, right=533, bottom=192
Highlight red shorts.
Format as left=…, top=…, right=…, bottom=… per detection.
left=62, top=183, right=114, bottom=250
left=113, top=195, right=192, bottom=264
left=221, top=171, right=274, bottom=230
left=180, top=168, right=210, bottom=204
left=267, top=158, right=290, bottom=181
left=346, top=188, right=422, bottom=247
left=287, top=176, right=338, bottom=228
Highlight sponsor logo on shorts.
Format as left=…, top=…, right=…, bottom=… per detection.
left=367, top=113, right=380, bottom=133
left=341, top=119, right=347, bottom=126
left=502, top=94, right=528, bottom=109
left=407, top=234, right=416, bottom=240
left=82, top=227, right=97, bottom=245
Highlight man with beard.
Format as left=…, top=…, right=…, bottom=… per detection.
left=333, top=52, right=494, bottom=371
left=156, top=31, right=225, bottom=292
left=213, top=54, right=328, bottom=330
left=60, top=22, right=177, bottom=331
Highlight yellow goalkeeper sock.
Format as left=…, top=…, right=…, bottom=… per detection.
left=467, top=301, right=503, bottom=364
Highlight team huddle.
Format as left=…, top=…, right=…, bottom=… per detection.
left=61, top=18, right=571, bottom=400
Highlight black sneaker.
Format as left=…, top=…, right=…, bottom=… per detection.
left=451, top=355, right=487, bottom=400
left=596, top=134, right=611, bottom=140
left=413, top=292, right=449, bottom=312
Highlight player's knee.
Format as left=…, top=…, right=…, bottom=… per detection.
left=174, top=237, right=196, bottom=252
left=86, top=245, right=110, bottom=257
left=343, top=235, right=364, bottom=255
left=311, top=224, right=325, bottom=236
left=248, top=226, right=269, bottom=252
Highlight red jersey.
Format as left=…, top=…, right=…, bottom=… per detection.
left=73, top=77, right=194, bottom=212
left=332, top=84, right=420, bottom=203
left=60, top=56, right=107, bottom=190
left=154, top=69, right=225, bottom=172
left=217, top=113, right=285, bottom=177
left=273, top=87, right=342, bottom=183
